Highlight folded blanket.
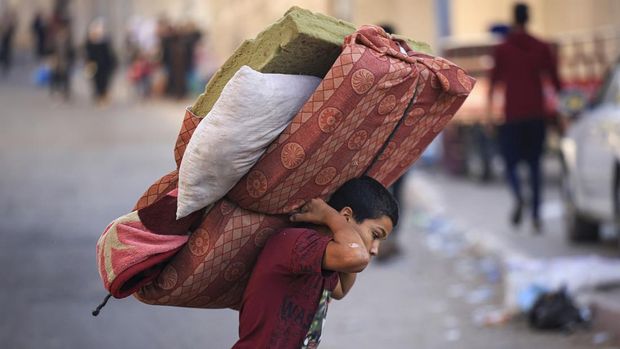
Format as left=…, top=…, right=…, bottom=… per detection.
left=95, top=8, right=474, bottom=310
left=96, top=190, right=206, bottom=298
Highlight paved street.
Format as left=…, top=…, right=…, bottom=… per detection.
left=1, top=64, right=618, bottom=348
left=421, top=162, right=620, bottom=259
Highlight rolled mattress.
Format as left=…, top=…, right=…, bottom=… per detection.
left=96, top=6, right=474, bottom=310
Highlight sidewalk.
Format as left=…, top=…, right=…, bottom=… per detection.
left=319, top=166, right=619, bottom=348
left=401, top=166, right=620, bottom=346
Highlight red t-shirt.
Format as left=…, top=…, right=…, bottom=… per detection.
left=232, top=228, right=339, bottom=349
left=490, top=31, right=562, bottom=121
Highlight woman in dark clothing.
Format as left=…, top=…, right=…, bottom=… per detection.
left=85, top=19, right=116, bottom=104
left=31, top=11, right=48, bottom=60
left=163, top=24, right=201, bottom=99
left=0, top=9, right=17, bottom=76
left=49, top=19, right=75, bottom=100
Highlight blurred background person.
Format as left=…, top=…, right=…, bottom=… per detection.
left=85, top=18, right=117, bottom=105
left=166, top=21, right=201, bottom=99
left=125, top=16, right=158, bottom=99
left=127, top=50, right=154, bottom=99
left=189, top=29, right=216, bottom=96
left=487, top=2, right=562, bottom=233
left=155, top=17, right=173, bottom=97
left=0, top=7, right=17, bottom=76
left=31, top=10, right=49, bottom=61
left=48, top=18, right=75, bottom=101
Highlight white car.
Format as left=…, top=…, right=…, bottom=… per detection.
left=561, top=63, right=620, bottom=241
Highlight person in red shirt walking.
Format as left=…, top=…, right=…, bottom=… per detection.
left=488, top=2, right=562, bottom=232
left=232, top=176, right=398, bottom=348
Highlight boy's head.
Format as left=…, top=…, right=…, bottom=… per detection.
left=513, top=3, right=529, bottom=26
left=327, top=176, right=399, bottom=256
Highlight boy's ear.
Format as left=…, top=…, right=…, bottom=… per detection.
left=339, top=206, right=353, bottom=221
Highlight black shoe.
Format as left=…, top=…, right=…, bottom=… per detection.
left=511, top=202, right=523, bottom=227
left=376, top=240, right=401, bottom=263
left=533, top=218, right=543, bottom=234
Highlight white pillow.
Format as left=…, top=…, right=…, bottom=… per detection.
left=176, top=66, right=321, bottom=219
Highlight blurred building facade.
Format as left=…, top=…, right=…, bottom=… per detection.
left=2, top=0, right=619, bottom=67
left=0, top=0, right=212, bottom=58
left=204, top=0, right=438, bottom=63
left=452, top=0, right=620, bottom=38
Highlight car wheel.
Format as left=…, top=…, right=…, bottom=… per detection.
left=614, top=162, right=620, bottom=246
left=565, top=201, right=600, bottom=242
left=561, top=161, right=600, bottom=242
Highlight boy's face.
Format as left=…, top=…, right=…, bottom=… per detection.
left=346, top=213, right=393, bottom=258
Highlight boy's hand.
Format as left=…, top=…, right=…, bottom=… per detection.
left=289, top=198, right=339, bottom=225
left=293, top=199, right=370, bottom=273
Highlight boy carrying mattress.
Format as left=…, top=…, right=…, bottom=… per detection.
left=94, top=8, right=474, bottom=348
left=232, top=176, right=398, bottom=349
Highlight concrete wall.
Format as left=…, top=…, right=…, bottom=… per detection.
left=1, top=0, right=53, bottom=51
left=450, top=0, right=620, bottom=38
left=540, top=0, right=620, bottom=35
left=4, top=0, right=619, bottom=65
left=206, top=0, right=437, bottom=63
left=3, top=0, right=212, bottom=59
left=206, top=0, right=329, bottom=64
left=352, top=0, right=436, bottom=50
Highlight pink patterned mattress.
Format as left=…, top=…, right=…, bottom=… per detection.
left=96, top=25, right=475, bottom=309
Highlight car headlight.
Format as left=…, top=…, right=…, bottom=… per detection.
left=599, top=121, right=620, bottom=160
left=561, top=137, right=577, bottom=170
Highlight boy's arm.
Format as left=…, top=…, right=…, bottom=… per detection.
left=290, top=199, right=370, bottom=274
left=332, top=272, right=356, bottom=300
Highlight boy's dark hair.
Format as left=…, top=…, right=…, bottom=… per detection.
left=514, top=3, right=529, bottom=26
left=378, top=23, right=396, bottom=35
left=327, top=176, right=399, bottom=227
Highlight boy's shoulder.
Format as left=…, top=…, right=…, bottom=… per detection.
left=262, top=227, right=335, bottom=275
left=270, top=226, right=321, bottom=243
left=277, top=226, right=318, bottom=235
left=264, top=226, right=330, bottom=250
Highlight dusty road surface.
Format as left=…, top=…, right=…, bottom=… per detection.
left=1, top=64, right=617, bottom=349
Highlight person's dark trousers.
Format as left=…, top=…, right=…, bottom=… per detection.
left=376, top=175, right=406, bottom=262
left=498, top=118, right=546, bottom=223
left=391, top=175, right=404, bottom=209
left=0, top=38, right=11, bottom=75
left=390, top=174, right=406, bottom=236
left=50, top=70, right=71, bottom=100
left=35, top=35, right=46, bottom=60
left=94, top=73, right=110, bottom=100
